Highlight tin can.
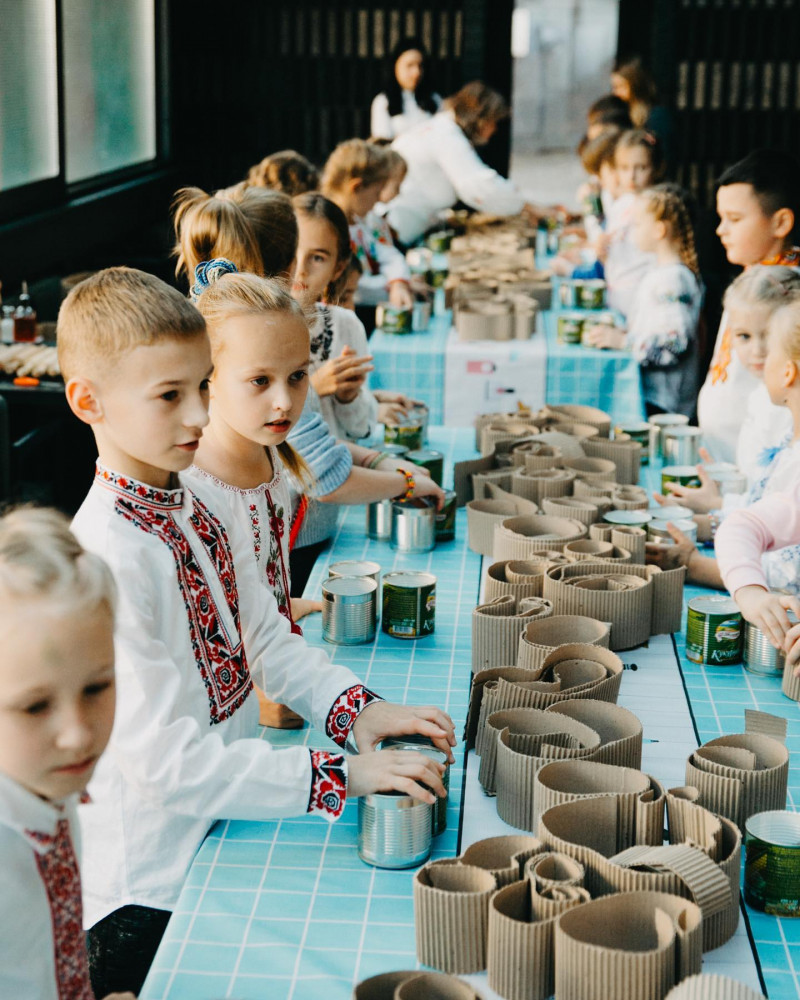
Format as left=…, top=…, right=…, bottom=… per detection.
left=406, top=247, right=433, bottom=273
left=435, top=490, right=457, bottom=542
left=366, top=498, right=393, bottom=540
left=648, top=413, right=689, bottom=462
left=391, top=499, right=436, bottom=553
left=405, top=449, right=444, bottom=486
left=384, top=421, right=424, bottom=451
left=412, top=300, right=432, bottom=331
left=603, top=509, right=652, bottom=527
left=381, top=735, right=449, bottom=835
left=646, top=504, right=693, bottom=522
left=557, top=312, right=584, bottom=345
left=578, top=279, right=606, bottom=310
left=406, top=404, right=429, bottom=443
left=707, top=463, right=748, bottom=495
left=321, top=576, right=378, bottom=646
left=745, top=810, right=800, bottom=915
left=382, top=571, right=436, bottom=639
left=546, top=224, right=562, bottom=256
left=648, top=518, right=698, bottom=544
left=328, top=560, right=381, bottom=585
left=744, top=620, right=788, bottom=676
left=381, top=443, right=409, bottom=458
left=615, top=422, right=652, bottom=463
left=376, top=302, right=412, bottom=334
left=582, top=311, right=617, bottom=346
left=663, top=426, right=702, bottom=466
left=582, top=189, right=603, bottom=218
left=686, top=595, right=743, bottom=665
left=425, top=265, right=449, bottom=289
left=661, top=465, right=702, bottom=491
left=558, top=281, right=580, bottom=309
left=358, top=792, right=432, bottom=868
left=425, top=229, right=454, bottom=253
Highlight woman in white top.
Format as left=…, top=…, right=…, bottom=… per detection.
left=386, top=81, right=539, bottom=246
left=370, top=37, right=441, bottom=141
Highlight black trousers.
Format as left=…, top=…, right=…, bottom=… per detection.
left=87, top=904, right=172, bottom=997
left=289, top=539, right=329, bottom=597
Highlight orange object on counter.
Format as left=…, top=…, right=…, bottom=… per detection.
left=13, top=376, right=40, bottom=386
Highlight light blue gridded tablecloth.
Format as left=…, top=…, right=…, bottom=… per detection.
left=368, top=314, right=450, bottom=424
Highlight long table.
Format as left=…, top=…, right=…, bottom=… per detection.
left=141, top=429, right=800, bottom=1000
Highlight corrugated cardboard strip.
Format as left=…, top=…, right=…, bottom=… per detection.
left=413, top=860, right=497, bottom=974
left=515, top=442, right=562, bottom=471
left=542, top=561, right=686, bottom=649
left=541, top=496, right=608, bottom=526
left=485, top=560, right=545, bottom=602
left=588, top=522, right=648, bottom=563
left=493, top=515, right=588, bottom=561
left=664, top=974, right=766, bottom=1000
left=542, top=404, right=612, bottom=437
left=534, top=759, right=652, bottom=832
left=460, top=834, right=543, bottom=887
left=561, top=456, right=618, bottom=483
left=456, top=299, right=515, bottom=343
left=518, top=616, right=611, bottom=671
left=395, top=973, right=481, bottom=1000
left=554, top=891, right=703, bottom=1000
left=472, top=468, right=515, bottom=499
left=546, top=697, right=643, bottom=769
left=525, top=850, right=586, bottom=893
left=472, top=596, right=553, bottom=673
left=352, top=971, right=420, bottom=999
left=538, top=419, right=600, bottom=442
left=465, top=668, right=540, bottom=749
left=475, top=410, right=535, bottom=450
left=583, top=437, right=643, bottom=485
left=612, top=486, right=650, bottom=510
left=480, top=421, right=539, bottom=456
left=782, top=656, right=800, bottom=701
left=574, top=478, right=618, bottom=499
left=506, top=555, right=567, bottom=579
left=467, top=499, right=536, bottom=557
left=510, top=467, right=576, bottom=505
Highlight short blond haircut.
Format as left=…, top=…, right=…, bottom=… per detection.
left=723, top=264, right=800, bottom=315
left=57, top=267, right=205, bottom=381
left=770, top=299, right=800, bottom=361
left=194, top=272, right=313, bottom=487
left=0, top=506, right=116, bottom=618
left=321, top=139, right=391, bottom=195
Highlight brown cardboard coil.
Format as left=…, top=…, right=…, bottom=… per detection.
left=583, top=436, right=643, bottom=485
left=484, top=560, right=545, bottom=602
left=782, top=654, right=800, bottom=701
left=563, top=538, right=633, bottom=563
left=541, top=404, right=612, bottom=437
left=664, top=974, right=766, bottom=1000
left=460, top=834, right=543, bottom=887
left=467, top=499, right=537, bottom=557
left=534, top=759, right=652, bottom=832
left=456, top=299, right=515, bottom=344
left=493, top=515, right=588, bottom=561
left=554, top=891, right=703, bottom=1000
left=471, top=596, right=553, bottom=673
left=353, top=971, right=420, bottom=1000
left=560, top=456, right=618, bottom=483
left=480, top=420, right=539, bottom=456
left=517, top=616, right=611, bottom=671
left=506, top=554, right=568, bottom=579
left=511, top=441, right=562, bottom=471
left=574, top=478, right=618, bottom=499
left=394, top=973, right=481, bottom=1000
left=612, top=485, right=650, bottom=510
left=471, top=468, right=514, bottom=499
left=413, top=860, right=497, bottom=974
left=546, top=697, right=643, bottom=769
left=589, top=522, right=647, bottom=563
left=541, top=496, right=608, bottom=526
left=538, top=419, right=600, bottom=441
left=509, top=467, right=576, bottom=505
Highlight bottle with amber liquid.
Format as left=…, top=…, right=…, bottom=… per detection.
left=14, top=281, right=37, bottom=342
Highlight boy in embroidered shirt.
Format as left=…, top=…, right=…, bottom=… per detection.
left=0, top=508, right=135, bottom=1000
left=58, top=268, right=454, bottom=996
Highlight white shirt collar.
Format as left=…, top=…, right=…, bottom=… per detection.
left=0, top=772, right=71, bottom=852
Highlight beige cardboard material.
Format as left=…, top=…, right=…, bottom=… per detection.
left=782, top=655, right=800, bottom=701
left=510, top=467, right=576, bottom=505
left=506, top=555, right=567, bottom=579
left=539, top=419, right=600, bottom=442
left=480, top=422, right=539, bottom=456
left=563, top=539, right=614, bottom=560
left=477, top=707, right=562, bottom=790
left=611, top=526, right=647, bottom=563
left=353, top=971, right=419, bottom=1000
left=534, top=760, right=651, bottom=832
left=612, top=485, right=650, bottom=510
left=554, top=891, right=703, bottom=1000
left=574, top=478, right=618, bottom=499
left=457, top=300, right=515, bottom=343
left=530, top=430, right=592, bottom=460
left=395, top=973, right=481, bottom=1000
left=543, top=404, right=612, bottom=437
left=460, top=835, right=543, bottom=886
left=560, top=456, right=618, bottom=483
left=542, top=496, right=608, bottom=526
left=583, top=437, right=643, bottom=485
left=472, top=469, right=515, bottom=500
left=516, top=442, right=562, bottom=471
left=610, top=844, right=732, bottom=918
left=744, top=708, right=788, bottom=742
left=472, top=596, right=553, bottom=673
left=455, top=455, right=494, bottom=504
left=525, top=851, right=586, bottom=893
left=467, top=500, right=522, bottom=556
left=546, top=698, right=643, bottom=768
left=518, top=617, right=611, bottom=671
left=414, top=861, right=497, bottom=974
left=465, top=668, right=542, bottom=749
left=484, top=560, right=544, bottom=602
left=666, top=787, right=723, bottom=858
left=664, top=974, right=766, bottom=1000
left=493, top=515, right=588, bottom=561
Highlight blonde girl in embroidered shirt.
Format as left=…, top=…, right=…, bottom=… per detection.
left=0, top=509, right=133, bottom=1000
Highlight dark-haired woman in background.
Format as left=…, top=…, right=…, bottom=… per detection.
left=370, top=37, right=441, bottom=140
left=611, top=56, right=674, bottom=173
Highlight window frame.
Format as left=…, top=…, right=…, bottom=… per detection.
left=0, top=0, right=169, bottom=224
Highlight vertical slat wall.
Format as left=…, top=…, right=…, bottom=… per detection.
left=169, top=1, right=495, bottom=192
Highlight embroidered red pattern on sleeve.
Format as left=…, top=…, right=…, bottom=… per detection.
left=325, top=684, right=382, bottom=748
left=308, top=751, right=347, bottom=819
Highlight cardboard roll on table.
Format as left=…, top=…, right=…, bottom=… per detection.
left=541, top=495, right=609, bottom=526
left=517, top=615, right=610, bottom=671
left=471, top=595, right=553, bottom=673
left=665, top=974, right=766, bottom=1000
left=540, top=403, right=612, bottom=437
left=493, top=515, right=587, bottom=561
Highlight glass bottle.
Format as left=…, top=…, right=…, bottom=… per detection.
left=14, top=281, right=37, bottom=343
left=1, top=306, right=14, bottom=345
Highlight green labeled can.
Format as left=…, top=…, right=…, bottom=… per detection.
left=376, top=302, right=412, bottom=334
left=406, top=449, right=444, bottom=486
left=381, top=734, right=449, bottom=835
left=686, top=596, right=743, bottom=665
left=557, top=312, right=584, bottom=345
left=615, top=422, right=652, bottom=464
left=425, top=229, right=454, bottom=253
left=578, top=279, right=606, bottom=310
left=661, top=465, right=701, bottom=491
left=435, top=490, right=457, bottom=541
left=381, top=443, right=409, bottom=458
left=384, top=422, right=424, bottom=451
left=382, top=571, right=436, bottom=639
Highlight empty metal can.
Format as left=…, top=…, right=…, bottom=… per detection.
left=557, top=312, right=584, bottom=344
left=661, top=465, right=702, bottom=491
left=381, top=735, right=449, bottom=836
left=391, top=499, right=436, bottom=553
left=648, top=413, right=690, bottom=462
left=436, top=490, right=457, bottom=541
left=648, top=518, right=698, bottom=545
left=412, top=300, right=432, bottom=331
left=382, top=571, right=436, bottom=639
left=558, top=280, right=580, bottom=308
left=663, top=425, right=702, bottom=466
left=385, top=420, right=424, bottom=451
left=615, top=421, right=652, bottom=463
left=376, top=302, right=412, bottom=334
left=745, top=810, right=800, bottom=915
left=405, top=449, right=444, bottom=486
left=578, top=278, right=606, bottom=310
left=744, top=620, right=787, bottom=676
left=603, top=509, right=652, bottom=528
left=321, top=576, right=377, bottom=646
left=328, top=560, right=381, bottom=586
left=357, top=792, right=432, bottom=868
left=707, top=462, right=748, bottom=495
left=367, top=498, right=393, bottom=540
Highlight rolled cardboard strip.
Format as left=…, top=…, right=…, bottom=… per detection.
left=394, top=973, right=480, bottom=1000
left=457, top=299, right=515, bottom=343
left=560, top=456, right=618, bottom=483
left=575, top=478, right=618, bottom=499
left=467, top=499, right=520, bottom=556
left=583, top=437, right=642, bottom=485
left=542, top=403, right=612, bottom=437
left=516, top=442, right=562, bottom=471
left=472, top=468, right=514, bottom=499
left=472, top=596, right=553, bottom=673
left=612, top=485, right=650, bottom=510
left=530, top=430, right=591, bottom=459
left=542, top=496, right=607, bottom=526
left=466, top=667, right=541, bottom=749
left=460, top=834, right=543, bottom=886
left=454, top=454, right=494, bottom=504
left=529, top=882, right=590, bottom=922
left=546, top=698, right=643, bottom=768
left=562, top=538, right=614, bottom=560
left=525, top=850, right=586, bottom=893
left=782, top=654, right=800, bottom=700
left=477, top=706, right=555, bottom=788
left=666, top=787, right=723, bottom=857
left=698, top=816, right=741, bottom=951
left=534, top=759, right=651, bottom=832
left=510, top=467, right=576, bottom=505
left=493, top=515, right=588, bottom=561
left=506, top=555, right=566, bottom=580
left=650, top=564, right=687, bottom=633
left=610, top=844, right=732, bottom=919
left=554, top=891, right=703, bottom=1000
left=611, top=526, right=647, bottom=563
left=686, top=731, right=789, bottom=830
left=539, top=419, right=601, bottom=443
left=353, top=971, right=419, bottom=1000
left=484, top=560, right=544, bottom=602
left=665, top=975, right=766, bottom=1000
left=414, top=861, right=497, bottom=973
left=481, top=422, right=539, bottom=457
left=474, top=410, right=534, bottom=451
left=518, top=616, right=611, bottom=672
left=744, top=708, right=788, bottom=742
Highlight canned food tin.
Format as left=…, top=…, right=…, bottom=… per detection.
left=745, top=810, right=800, bottom=915
left=582, top=190, right=603, bottom=218
left=686, top=596, right=743, bottom=665
left=412, top=300, right=432, bottom=331
left=406, top=247, right=433, bottom=272
left=425, top=229, right=454, bottom=253
left=328, top=560, right=381, bottom=585
left=744, top=619, right=788, bottom=676
left=603, top=509, right=652, bottom=527
left=406, top=404, right=430, bottom=445
left=405, top=449, right=444, bottom=486
left=663, top=426, right=702, bottom=466
left=648, top=518, right=698, bottom=544
left=425, top=265, right=449, bottom=288
left=382, top=571, right=436, bottom=639
left=578, top=279, right=606, bottom=310
left=381, top=443, right=409, bottom=458
left=358, top=792, right=432, bottom=868
left=646, top=505, right=693, bottom=522
left=557, top=312, right=584, bottom=345
left=321, top=576, right=378, bottom=646
left=381, top=735, right=449, bottom=835
left=558, top=281, right=580, bottom=309
left=384, top=422, right=424, bottom=451
left=391, top=498, right=436, bottom=553
left=615, top=422, right=652, bottom=464
left=706, top=463, right=748, bottom=495
left=648, top=413, right=689, bottom=462
left=661, top=465, right=701, bottom=491
left=435, top=490, right=457, bottom=542
left=367, top=498, right=393, bottom=540
left=376, top=302, right=412, bottom=334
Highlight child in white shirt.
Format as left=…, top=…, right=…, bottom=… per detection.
left=0, top=508, right=133, bottom=1000
left=57, top=267, right=453, bottom=994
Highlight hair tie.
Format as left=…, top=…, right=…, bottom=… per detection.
left=191, top=258, right=238, bottom=301
left=644, top=131, right=656, bottom=146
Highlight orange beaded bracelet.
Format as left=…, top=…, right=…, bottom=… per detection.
left=396, top=468, right=416, bottom=501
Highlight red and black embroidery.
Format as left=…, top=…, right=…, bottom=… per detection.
left=114, top=488, right=252, bottom=725
left=325, top=684, right=382, bottom=748
left=263, top=489, right=300, bottom=632
left=308, top=750, right=347, bottom=819
left=97, top=465, right=182, bottom=509
left=27, top=819, right=93, bottom=1000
